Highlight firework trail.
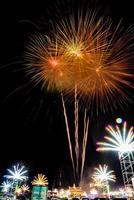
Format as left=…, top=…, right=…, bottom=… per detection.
left=74, top=86, right=79, bottom=177
left=61, top=93, right=75, bottom=179
left=62, top=91, right=89, bottom=184
left=80, top=110, right=89, bottom=180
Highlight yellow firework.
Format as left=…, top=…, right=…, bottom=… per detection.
left=26, top=11, right=134, bottom=112
left=31, top=174, right=48, bottom=186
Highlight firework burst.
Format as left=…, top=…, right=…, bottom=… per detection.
left=93, top=164, right=116, bottom=182
left=4, top=164, right=28, bottom=182
left=26, top=36, right=72, bottom=92
left=96, top=121, right=134, bottom=155
left=0, top=180, right=12, bottom=193
left=26, top=11, right=134, bottom=112
left=32, top=174, right=48, bottom=186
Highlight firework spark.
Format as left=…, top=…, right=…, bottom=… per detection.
left=26, top=11, right=134, bottom=112
left=93, top=164, right=116, bottom=182
left=4, top=164, right=28, bottom=182
left=0, top=180, right=12, bottom=193
left=96, top=121, right=134, bottom=155
left=32, top=174, right=48, bottom=186
left=26, top=36, right=72, bottom=92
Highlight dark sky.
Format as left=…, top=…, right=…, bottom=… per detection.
left=0, top=0, right=134, bottom=189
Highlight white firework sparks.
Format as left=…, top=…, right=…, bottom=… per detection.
left=0, top=180, right=12, bottom=193
left=4, top=164, right=28, bottom=182
left=93, top=164, right=116, bottom=182
left=96, top=122, right=134, bottom=155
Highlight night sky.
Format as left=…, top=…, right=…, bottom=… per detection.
left=0, top=0, right=134, bottom=189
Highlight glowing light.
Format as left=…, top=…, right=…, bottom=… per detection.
left=32, top=174, right=48, bottom=186
left=66, top=190, right=71, bottom=197
left=125, top=186, right=134, bottom=197
left=90, top=188, right=98, bottom=195
left=92, top=180, right=105, bottom=188
left=93, top=164, right=116, bottom=182
left=0, top=180, right=12, bottom=193
left=97, top=122, right=134, bottom=155
left=21, top=184, right=30, bottom=192
left=4, top=164, right=28, bottom=181
left=59, top=189, right=66, bottom=198
left=48, top=58, right=59, bottom=67
left=66, top=43, right=83, bottom=58
left=82, top=192, right=87, bottom=197
left=116, top=118, right=123, bottom=124
left=15, top=187, right=22, bottom=195
left=52, top=188, right=58, bottom=193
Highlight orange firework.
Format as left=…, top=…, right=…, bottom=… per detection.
left=26, top=35, right=73, bottom=91
left=55, top=13, right=134, bottom=111
left=25, top=11, right=134, bottom=112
